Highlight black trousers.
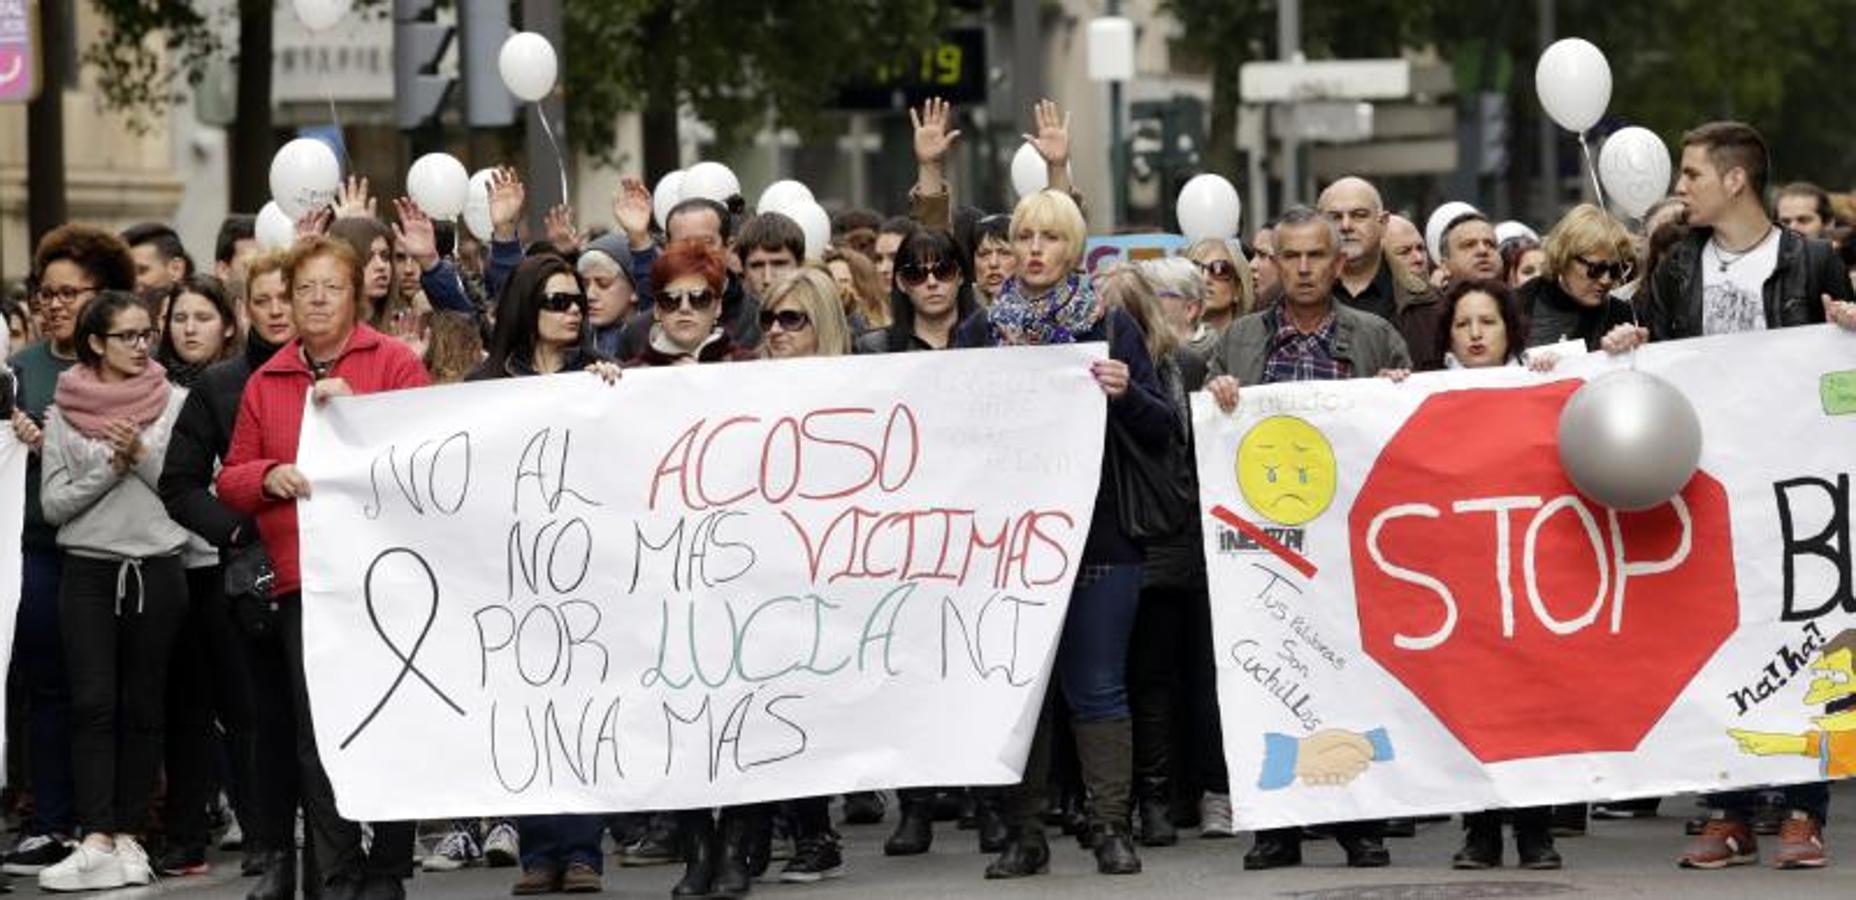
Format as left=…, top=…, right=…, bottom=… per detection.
left=280, top=597, right=415, bottom=884
left=163, top=564, right=259, bottom=849
left=245, top=601, right=302, bottom=856
left=61, top=553, right=187, bottom=834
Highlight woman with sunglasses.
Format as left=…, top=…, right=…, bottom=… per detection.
left=37, top=290, right=191, bottom=891
left=1183, top=238, right=1255, bottom=332
left=956, top=189, right=1177, bottom=880
left=1520, top=204, right=1640, bottom=351
left=853, top=229, right=981, bottom=354
left=468, top=254, right=617, bottom=896
left=627, top=239, right=759, bottom=367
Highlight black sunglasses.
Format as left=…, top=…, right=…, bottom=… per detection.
left=660, top=289, right=718, bottom=312
left=540, top=291, right=587, bottom=314
left=1198, top=260, right=1236, bottom=282
left=1573, top=256, right=1635, bottom=283
left=898, top=259, right=961, bottom=287
left=759, top=308, right=812, bottom=332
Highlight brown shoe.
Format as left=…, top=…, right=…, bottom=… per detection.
left=1773, top=811, right=1828, bottom=869
left=1679, top=813, right=1758, bottom=869
left=560, top=861, right=602, bottom=893
left=512, top=863, right=560, bottom=895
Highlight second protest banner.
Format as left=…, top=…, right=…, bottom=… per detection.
left=296, top=345, right=1106, bottom=820
left=1194, top=325, right=1856, bottom=828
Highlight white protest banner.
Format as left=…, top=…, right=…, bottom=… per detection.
left=1194, top=325, right=1856, bottom=828
left=0, top=433, right=22, bottom=783
left=296, top=345, right=1106, bottom=820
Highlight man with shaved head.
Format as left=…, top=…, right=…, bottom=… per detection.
left=1383, top=214, right=1429, bottom=281
left=1316, top=177, right=1447, bottom=369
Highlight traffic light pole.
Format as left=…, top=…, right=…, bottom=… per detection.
left=1107, top=0, right=1126, bottom=228
left=521, top=0, right=566, bottom=237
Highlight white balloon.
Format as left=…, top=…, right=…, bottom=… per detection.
left=1010, top=143, right=1048, bottom=197
left=1535, top=38, right=1612, bottom=133
left=256, top=202, right=296, bottom=251
left=653, top=171, right=685, bottom=229
left=1425, top=201, right=1481, bottom=264
left=498, top=32, right=558, bottom=103
left=757, top=180, right=815, bottom=218
left=1175, top=174, right=1242, bottom=242
left=1557, top=369, right=1703, bottom=511
left=406, top=153, right=470, bottom=219
left=293, top=0, right=350, bottom=32
left=1598, top=126, right=1672, bottom=220
left=785, top=202, right=832, bottom=261
left=1494, top=220, right=1540, bottom=246
left=463, top=168, right=498, bottom=241
left=680, top=161, right=741, bottom=204
left=267, top=138, right=341, bottom=219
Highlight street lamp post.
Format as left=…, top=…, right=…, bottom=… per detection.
left=1088, top=13, right=1135, bottom=228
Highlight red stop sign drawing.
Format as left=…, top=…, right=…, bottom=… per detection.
left=1349, top=381, right=1738, bottom=763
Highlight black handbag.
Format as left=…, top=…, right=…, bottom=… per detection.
left=223, top=542, right=280, bottom=637
left=1103, top=339, right=1197, bottom=541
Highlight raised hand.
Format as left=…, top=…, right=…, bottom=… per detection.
left=912, top=97, right=963, bottom=167
left=488, top=166, right=526, bottom=241
left=545, top=204, right=581, bottom=253
left=1022, top=98, right=1072, bottom=190
left=391, top=197, right=440, bottom=271
left=612, top=176, right=654, bottom=246
left=334, top=175, right=376, bottom=220
left=294, top=207, right=332, bottom=241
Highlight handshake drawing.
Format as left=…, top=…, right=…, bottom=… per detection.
left=1258, top=728, right=1395, bottom=791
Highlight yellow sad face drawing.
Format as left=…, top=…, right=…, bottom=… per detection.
left=1236, top=416, right=1338, bottom=526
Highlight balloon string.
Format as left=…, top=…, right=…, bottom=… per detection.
left=323, top=82, right=349, bottom=173
left=1578, top=132, right=1606, bottom=211
left=536, top=105, right=570, bottom=209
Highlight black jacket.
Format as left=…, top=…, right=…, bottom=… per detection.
left=1520, top=277, right=1638, bottom=351
left=158, top=336, right=280, bottom=549
left=1645, top=227, right=1850, bottom=341
left=614, top=275, right=761, bottom=361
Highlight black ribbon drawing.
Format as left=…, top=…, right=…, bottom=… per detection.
left=341, top=547, right=466, bottom=750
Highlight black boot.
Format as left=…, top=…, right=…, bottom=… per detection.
left=1135, top=777, right=1178, bottom=847
left=1513, top=807, right=1562, bottom=870
left=712, top=808, right=758, bottom=899
left=1243, top=828, right=1302, bottom=870
left=976, top=793, right=1010, bottom=855
left=244, top=850, right=294, bottom=900
left=1089, top=823, right=1143, bottom=875
left=841, top=792, right=885, bottom=825
left=1336, top=821, right=1391, bottom=868
left=983, top=827, right=1050, bottom=879
left=1452, top=813, right=1503, bottom=869
left=883, top=792, right=935, bottom=856
left=672, top=812, right=716, bottom=898
left=1073, top=718, right=1138, bottom=856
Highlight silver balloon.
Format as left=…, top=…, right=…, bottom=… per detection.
left=1556, top=369, right=1702, bottom=511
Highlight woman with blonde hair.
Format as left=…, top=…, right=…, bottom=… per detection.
left=763, top=267, right=854, bottom=359
left=1521, top=204, right=1639, bottom=350
left=956, top=189, right=1177, bottom=879
left=1183, top=238, right=1255, bottom=331
left=820, top=246, right=891, bottom=332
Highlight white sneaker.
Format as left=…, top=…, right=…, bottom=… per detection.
left=422, top=828, right=482, bottom=872
left=219, top=816, right=245, bottom=851
left=483, top=821, right=520, bottom=868
left=115, top=835, right=154, bottom=886
left=1200, top=792, right=1236, bottom=839
left=38, top=842, right=126, bottom=892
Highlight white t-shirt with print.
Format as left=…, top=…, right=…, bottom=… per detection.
left=1700, top=228, right=1780, bottom=335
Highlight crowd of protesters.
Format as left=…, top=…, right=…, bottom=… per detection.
left=6, top=98, right=1856, bottom=900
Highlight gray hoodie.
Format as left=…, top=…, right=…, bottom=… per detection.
left=40, top=390, right=189, bottom=561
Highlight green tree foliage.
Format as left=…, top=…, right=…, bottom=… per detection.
left=84, top=0, right=223, bottom=133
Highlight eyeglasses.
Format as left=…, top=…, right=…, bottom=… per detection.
left=898, top=259, right=960, bottom=287
left=540, top=291, right=588, bottom=314
left=104, top=329, right=160, bottom=348
left=293, top=281, right=352, bottom=300
left=1573, top=256, right=1635, bottom=283
left=36, top=284, right=97, bottom=305
left=660, top=289, right=718, bottom=313
left=758, top=308, right=812, bottom=332
left=1197, top=260, right=1236, bottom=282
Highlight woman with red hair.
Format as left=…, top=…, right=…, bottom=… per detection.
left=625, top=239, right=757, bottom=366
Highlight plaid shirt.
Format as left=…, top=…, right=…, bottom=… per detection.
left=1262, top=309, right=1351, bottom=384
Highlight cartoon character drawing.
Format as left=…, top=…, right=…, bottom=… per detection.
left=1236, top=416, right=1338, bottom=527
left=1729, top=630, right=1856, bottom=777
left=1258, top=728, right=1395, bottom=790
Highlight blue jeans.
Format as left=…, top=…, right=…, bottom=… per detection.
left=1056, top=564, right=1143, bottom=722
left=1708, top=782, right=1830, bottom=823
left=15, top=549, right=74, bottom=836
left=518, top=815, right=605, bottom=872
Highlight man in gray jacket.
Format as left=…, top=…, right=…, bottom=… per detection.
left=1206, top=206, right=1412, bottom=415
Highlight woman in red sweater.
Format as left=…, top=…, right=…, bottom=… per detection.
left=217, top=235, right=429, bottom=900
